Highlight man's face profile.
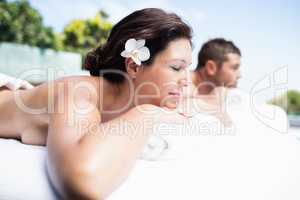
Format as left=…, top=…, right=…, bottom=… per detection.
left=215, top=53, right=241, bottom=88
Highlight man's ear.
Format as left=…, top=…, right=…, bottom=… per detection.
left=125, top=58, right=140, bottom=79
left=205, top=60, right=218, bottom=76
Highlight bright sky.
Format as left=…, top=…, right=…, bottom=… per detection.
left=28, top=0, right=299, bottom=101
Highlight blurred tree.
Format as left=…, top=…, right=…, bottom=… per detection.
left=62, top=11, right=112, bottom=56
left=269, top=90, right=300, bottom=114
left=0, top=0, right=112, bottom=57
left=0, top=0, right=62, bottom=50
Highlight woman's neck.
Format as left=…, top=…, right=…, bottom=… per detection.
left=99, top=78, right=135, bottom=122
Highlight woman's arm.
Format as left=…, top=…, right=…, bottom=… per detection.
left=46, top=83, right=185, bottom=200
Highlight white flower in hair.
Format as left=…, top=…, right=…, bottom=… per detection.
left=121, top=38, right=150, bottom=65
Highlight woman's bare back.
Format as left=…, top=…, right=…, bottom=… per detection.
left=0, top=76, right=101, bottom=146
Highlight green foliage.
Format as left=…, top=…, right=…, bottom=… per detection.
left=0, top=0, right=112, bottom=55
left=62, top=11, right=112, bottom=56
left=269, top=90, right=300, bottom=114
left=0, top=0, right=62, bottom=50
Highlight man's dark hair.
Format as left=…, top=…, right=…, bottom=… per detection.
left=196, top=38, right=241, bottom=70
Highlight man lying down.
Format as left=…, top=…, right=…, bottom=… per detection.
left=1, top=35, right=300, bottom=200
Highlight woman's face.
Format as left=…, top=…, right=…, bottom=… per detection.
left=134, top=38, right=192, bottom=108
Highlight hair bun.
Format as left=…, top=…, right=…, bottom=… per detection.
left=84, top=47, right=103, bottom=76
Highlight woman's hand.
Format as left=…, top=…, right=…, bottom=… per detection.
left=135, top=104, right=189, bottom=125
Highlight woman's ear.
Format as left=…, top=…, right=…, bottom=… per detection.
left=125, top=57, right=140, bottom=79
left=205, top=60, right=218, bottom=76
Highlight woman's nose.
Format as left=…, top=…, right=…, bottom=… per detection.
left=179, top=69, right=191, bottom=87
left=179, top=79, right=188, bottom=87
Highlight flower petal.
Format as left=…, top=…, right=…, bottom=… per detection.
left=137, top=47, right=150, bottom=61
left=136, top=39, right=145, bottom=49
left=125, top=38, right=137, bottom=52
left=131, top=55, right=141, bottom=66
left=121, top=50, right=131, bottom=58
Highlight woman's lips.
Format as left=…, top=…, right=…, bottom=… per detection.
left=169, top=91, right=181, bottom=97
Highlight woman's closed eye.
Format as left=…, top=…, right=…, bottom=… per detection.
left=170, top=65, right=182, bottom=71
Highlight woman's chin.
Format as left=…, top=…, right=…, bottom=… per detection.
left=162, top=101, right=178, bottom=109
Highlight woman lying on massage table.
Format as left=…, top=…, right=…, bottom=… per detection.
left=0, top=8, right=193, bottom=200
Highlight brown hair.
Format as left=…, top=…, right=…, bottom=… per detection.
left=85, top=8, right=192, bottom=84
left=196, top=38, right=241, bottom=70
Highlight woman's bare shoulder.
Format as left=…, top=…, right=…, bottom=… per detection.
left=50, top=75, right=103, bottom=109
left=52, top=75, right=101, bottom=86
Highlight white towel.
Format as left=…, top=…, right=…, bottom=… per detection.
left=0, top=139, right=58, bottom=200
left=0, top=73, right=34, bottom=90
